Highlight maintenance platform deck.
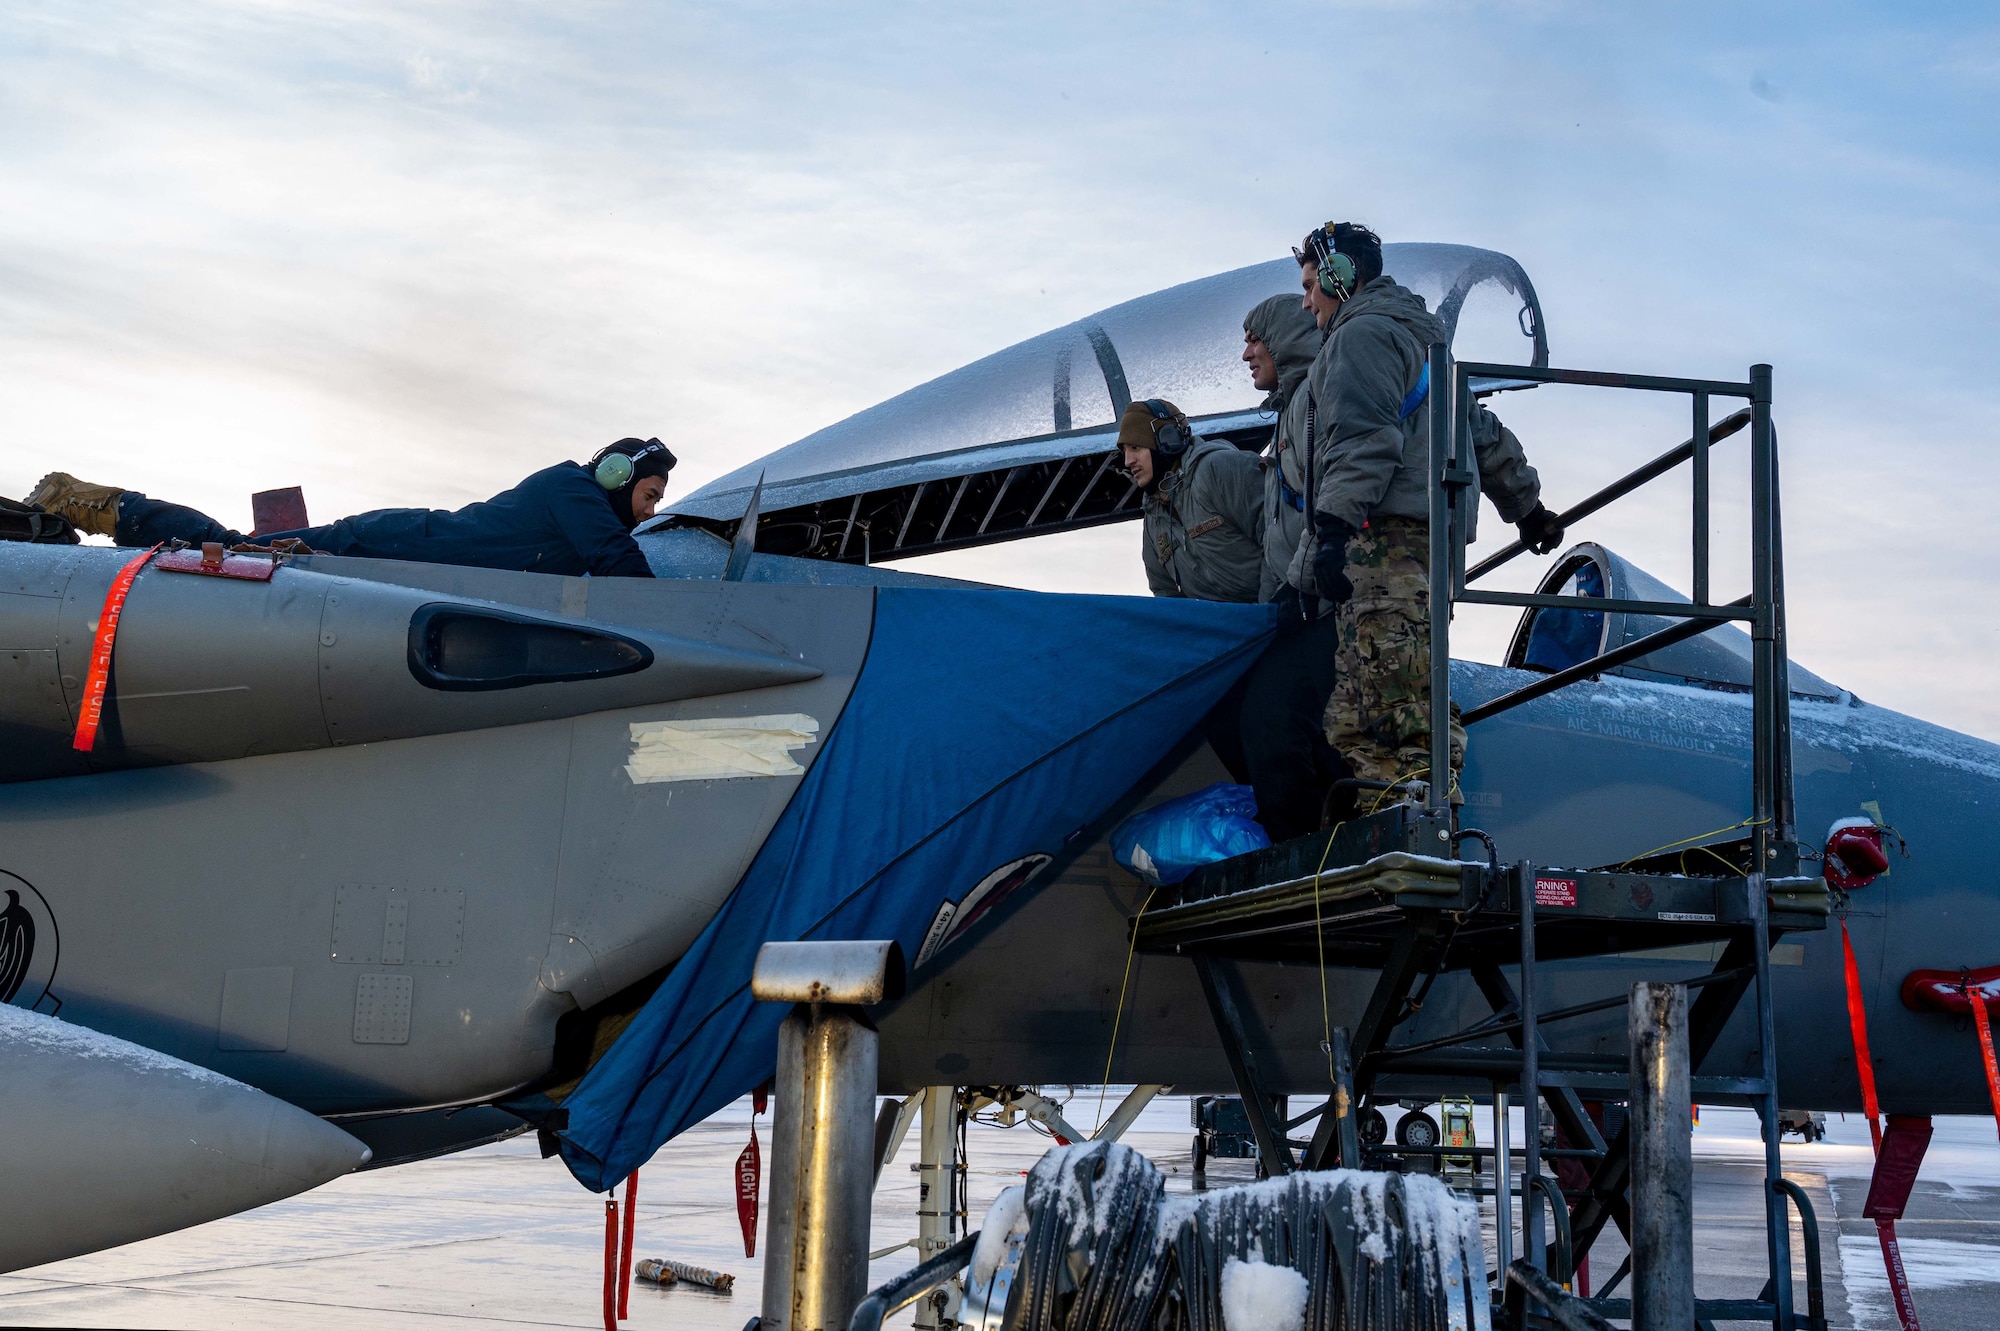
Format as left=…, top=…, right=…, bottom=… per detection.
left=1132, top=797, right=1833, bottom=1329
left=1142, top=805, right=1827, bottom=968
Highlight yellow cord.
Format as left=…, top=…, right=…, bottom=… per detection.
left=1095, top=885, right=1157, bottom=1133
left=1367, top=764, right=1455, bottom=816
left=1311, top=820, right=1347, bottom=1087
left=1686, top=843, right=1745, bottom=876
left=1614, top=815, right=1770, bottom=870
left=1368, top=768, right=1423, bottom=816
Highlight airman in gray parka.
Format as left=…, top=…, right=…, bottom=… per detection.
left=1234, top=295, right=1346, bottom=841
left=1123, top=399, right=1265, bottom=604
left=1286, top=251, right=1559, bottom=595
left=1291, top=222, right=1565, bottom=793
left=1123, top=396, right=1268, bottom=812
left=1245, top=294, right=1325, bottom=611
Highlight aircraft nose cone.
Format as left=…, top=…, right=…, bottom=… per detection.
left=256, top=1098, right=374, bottom=1183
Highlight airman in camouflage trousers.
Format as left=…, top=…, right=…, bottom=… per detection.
left=1323, top=515, right=1465, bottom=787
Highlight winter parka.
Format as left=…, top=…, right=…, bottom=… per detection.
left=270, top=463, right=656, bottom=577
left=1239, top=294, right=1325, bottom=604
left=1287, top=275, right=1543, bottom=595
left=1140, top=435, right=1266, bottom=603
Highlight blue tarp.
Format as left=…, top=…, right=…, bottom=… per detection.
left=556, top=587, right=1275, bottom=1191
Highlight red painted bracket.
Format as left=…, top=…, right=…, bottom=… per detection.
left=1904, top=964, right=2000, bottom=1142
left=1902, top=963, right=2000, bottom=1015
left=155, top=545, right=279, bottom=582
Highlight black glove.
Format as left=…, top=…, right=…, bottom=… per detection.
left=1311, top=514, right=1355, bottom=607
left=1517, top=503, right=1566, bottom=555
left=1270, top=583, right=1309, bottom=637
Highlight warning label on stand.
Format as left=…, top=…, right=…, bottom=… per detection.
left=1535, top=877, right=1579, bottom=908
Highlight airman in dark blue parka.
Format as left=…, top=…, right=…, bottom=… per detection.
left=27, top=438, right=675, bottom=578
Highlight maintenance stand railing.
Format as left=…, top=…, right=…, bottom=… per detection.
left=1133, top=356, right=1826, bottom=1330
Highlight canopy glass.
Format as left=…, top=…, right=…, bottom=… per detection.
left=670, top=244, right=1547, bottom=520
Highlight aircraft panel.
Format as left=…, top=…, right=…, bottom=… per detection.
left=547, top=584, right=877, bottom=1007
left=0, top=722, right=576, bottom=1114
left=0, top=564, right=878, bottom=1120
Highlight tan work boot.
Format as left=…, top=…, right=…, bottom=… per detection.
left=25, top=472, right=125, bottom=537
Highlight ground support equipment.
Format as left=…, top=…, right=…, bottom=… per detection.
left=1136, top=807, right=1829, bottom=1328
left=1134, top=358, right=1830, bottom=1328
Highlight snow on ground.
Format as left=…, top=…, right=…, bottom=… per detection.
left=1691, top=1105, right=2000, bottom=1330
left=3, top=1091, right=1998, bottom=1329
left=1838, top=1237, right=2000, bottom=1327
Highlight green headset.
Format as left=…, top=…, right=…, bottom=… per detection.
left=1296, top=223, right=1359, bottom=302
left=591, top=439, right=675, bottom=491
left=1142, top=399, right=1193, bottom=457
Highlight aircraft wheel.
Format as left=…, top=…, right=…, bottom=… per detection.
left=1397, top=1109, right=1442, bottom=1149
left=1358, top=1106, right=1388, bottom=1147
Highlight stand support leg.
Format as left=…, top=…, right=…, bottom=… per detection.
left=1305, top=916, right=1437, bottom=1169
left=1192, top=951, right=1293, bottom=1175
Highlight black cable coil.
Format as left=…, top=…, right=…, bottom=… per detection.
left=991, top=1141, right=1486, bottom=1331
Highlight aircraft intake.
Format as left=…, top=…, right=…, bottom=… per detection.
left=0, top=543, right=819, bottom=782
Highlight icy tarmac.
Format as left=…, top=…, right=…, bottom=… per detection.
left=2, top=1095, right=1997, bottom=1329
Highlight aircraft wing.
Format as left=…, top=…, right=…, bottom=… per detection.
left=650, top=244, right=1548, bottom=562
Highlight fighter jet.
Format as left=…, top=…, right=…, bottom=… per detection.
left=2, top=245, right=1993, bottom=1271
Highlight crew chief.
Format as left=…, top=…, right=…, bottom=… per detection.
left=27, top=438, right=676, bottom=578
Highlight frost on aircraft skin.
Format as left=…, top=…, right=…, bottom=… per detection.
left=1455, top=661, right=2000, bottom=783
left=669, top=244, right=1545, bottom=522
left=1456, top=661, right=1754, bottom=759
left=1793, top=697, right=2000, bottom=782
left=0, top=1003, right=240, bottom=1088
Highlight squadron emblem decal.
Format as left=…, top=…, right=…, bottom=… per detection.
left=915, top=853, right=1053, bottom=968
left=0, top=870, right=60, bottom=1014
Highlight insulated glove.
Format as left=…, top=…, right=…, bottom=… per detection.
left=1516, top=503, right=1566, bottom=555
left=1270, top=583, right=1308, bottom=636
left=1311, top=514, right=1355, bottom=607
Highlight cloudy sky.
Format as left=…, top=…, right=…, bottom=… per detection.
left=3, top=2, right=1996, bottom=737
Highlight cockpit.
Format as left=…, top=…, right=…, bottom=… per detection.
left=1508, top=543, right=1843, bottom=700
left=643, top=242, right=1845, bottom=702
left=652, top=244, right=1548, bottom=560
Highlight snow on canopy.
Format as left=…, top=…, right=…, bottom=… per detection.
left=667, top=244, right=1547, bottom=522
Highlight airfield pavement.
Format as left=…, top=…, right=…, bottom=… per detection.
left=2, top=1095, right=1997, bottom=1329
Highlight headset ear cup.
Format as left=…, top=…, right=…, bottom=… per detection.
left=1318, top=252, right=1357, bottom=301
left=595, top=453, right=635, bottom=491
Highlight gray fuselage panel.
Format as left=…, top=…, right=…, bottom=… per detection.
left=0, top=550, right=874, bottom=1116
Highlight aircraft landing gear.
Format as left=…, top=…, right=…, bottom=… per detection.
left=1778, top=1108, right=1827, bottom=1142
left=1395, top=1106, right=1442, bottom=1148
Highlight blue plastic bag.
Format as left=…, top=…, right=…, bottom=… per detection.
left=1111, top=783, right=1271, bottom=886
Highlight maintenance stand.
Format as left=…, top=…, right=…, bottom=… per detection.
left=1133, top=358, right=1832, bottom=1330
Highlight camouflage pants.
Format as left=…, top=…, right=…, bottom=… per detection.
left=1322, top=516, right=1466, bottom=788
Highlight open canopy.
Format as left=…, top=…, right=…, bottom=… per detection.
left=655, top=244, right=1547, bottom=562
